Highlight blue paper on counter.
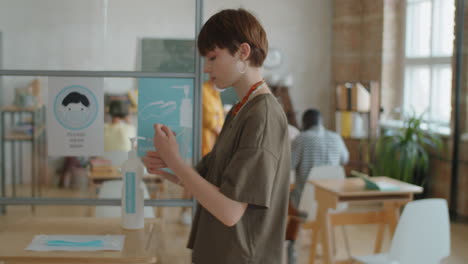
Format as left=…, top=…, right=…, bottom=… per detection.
left=25, top=235, right=125, bottom=251
left=46, top=239, right=104, bottom=247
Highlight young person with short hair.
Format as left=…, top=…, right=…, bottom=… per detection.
left=143, top=9, right=290, bottom=263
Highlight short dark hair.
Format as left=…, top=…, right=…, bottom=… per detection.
left=197, top=8, right=268, bottom=67
left=62, top=92, right=90, bottom=107
left=108, top=100, right=129, bottom=119
left=302, top=109, right=322, bottom=130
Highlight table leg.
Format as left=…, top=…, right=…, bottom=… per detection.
left=0, top=111, right=5, bottom=214
left=309, top=188, right=337, bottom=264
left=10, top=113, right=16, bottom=198
left=384, top=202, right=400, bottom=238
left=19, top=112, right=23, bottom=185
left=374, top=223, right=385, bottom=253
left=12, top=140, right=16, bottom=197
left=374, top=202, right=402, bottom=253
left=37, top=131, right=42, bottom=197
left=309, top=221, right=319, bottom=264
left=31, top=124, right=36, bottom=214
left=320, top=209, right=335, bottom=264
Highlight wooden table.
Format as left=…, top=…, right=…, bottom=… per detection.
left=308, top=176, right=423, bottom=264
left=0, top=217, right=161, bottom=264
left=88, top=166, right=162, bottom=185
left=88, top=166, right=164, bottom=197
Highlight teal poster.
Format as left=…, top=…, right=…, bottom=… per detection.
left=137, top=78, right=193, bottom=162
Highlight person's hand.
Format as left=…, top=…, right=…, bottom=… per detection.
left=143, top=150, right=183, bottom=185
left=153, top=124, right=183, bottom=169
left=142, top=151, right=184, bottom=186
left=142, top=151, right=167, bottom=172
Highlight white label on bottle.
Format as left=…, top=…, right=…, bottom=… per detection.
left=125, top=172, right=136, bottom=214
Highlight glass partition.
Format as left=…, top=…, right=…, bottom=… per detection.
left=0, top=0, right=202, bottom=214
left=1, top=75, right=193, bottom=204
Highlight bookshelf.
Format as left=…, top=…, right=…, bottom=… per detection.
left=270, top=85, right=298, bottom=128
left=334, top=81, right=380, bottom=176
left=1, top=104, right=46, bottom=201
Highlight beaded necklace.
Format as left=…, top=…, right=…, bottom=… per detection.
left=232, top=79, right=265, bottom=116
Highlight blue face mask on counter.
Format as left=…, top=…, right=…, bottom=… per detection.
left=46, top=239, right=104, bottom=247
left=26, top=234, right=125, bottom=252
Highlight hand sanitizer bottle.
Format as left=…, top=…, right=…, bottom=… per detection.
left=180, top=86, right=192, bottom=161
left=121, top=137, right=144, bottom=230
left=172, top=85, right=192, bottom=128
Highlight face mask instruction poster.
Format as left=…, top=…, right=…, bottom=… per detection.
left=47, top=77, right=104, bottom=156
left=138, top=78, right=193, bottom=162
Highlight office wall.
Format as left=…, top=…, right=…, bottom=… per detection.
left=205, top=0, right=333, bottom=125
left=331, top=0, right=385, bottom=110
left=0, top=0, right=333, bottom=125
left=0, top=0, right=332, bottom=185
left=0, top=0, right=196, bottom=99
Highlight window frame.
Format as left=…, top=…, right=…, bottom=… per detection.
left=403, top=0, right=454, bottom=130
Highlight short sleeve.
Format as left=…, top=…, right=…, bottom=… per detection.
left=219, top=147, right=279, bottom=208
left=195, top=152, right=212, bottom=178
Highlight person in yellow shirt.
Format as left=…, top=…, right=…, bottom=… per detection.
left=104, top=100, right=136, bottom=152
left=201, top=80, right=225, bottom=156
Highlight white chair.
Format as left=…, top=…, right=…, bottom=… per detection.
left=298, top=165, right=351, bottom=256
left=353, top=198, right=450, bottom=264
left=95, top=180, right=155, bottom=218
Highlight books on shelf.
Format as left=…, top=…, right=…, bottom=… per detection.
left=336, top=82, right=370, bottom=112
left=335, top=111, right=369, bottom=138
left=335, top=82, right=373, bottom=139
left=351, top=170, right=400, bottom=191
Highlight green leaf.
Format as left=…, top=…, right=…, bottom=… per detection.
left=372, top=110, right=441, bottom=185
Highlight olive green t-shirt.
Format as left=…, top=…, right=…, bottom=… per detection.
left=188, top=94, right=291, bottom=264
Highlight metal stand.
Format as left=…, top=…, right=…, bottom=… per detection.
left=0, top=105, right=46, bottom=214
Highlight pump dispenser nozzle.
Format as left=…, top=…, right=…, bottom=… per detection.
left=172, top=85, right=189, bottom=99
left=129, top=137, right=136, bottom=149
left=128, top=137, right=138, bottom=159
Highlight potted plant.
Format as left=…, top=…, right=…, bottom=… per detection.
left=371, top=112, right=442, bottom=191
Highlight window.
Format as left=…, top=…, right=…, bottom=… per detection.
left=404, top=0, right=455, bottom=130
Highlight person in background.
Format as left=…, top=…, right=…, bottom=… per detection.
left=180, top=80, right=225, bottom=225
left=143, top=8, right=290, bottom=263
left=104, top=100, right=136, bottom=152
left=287, top=123, right=300, bottom=185
left=288, top=124, right=300, bottom=143
left=290, top=108, right=349, bottom=207
left=201, top=80, right=225, bottom=156
left=286, top=108, right=349, bottom=264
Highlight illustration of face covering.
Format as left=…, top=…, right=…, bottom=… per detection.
left=60, top=103, right=91, bottom=127
left=65, top=111, right=88, bottom=123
